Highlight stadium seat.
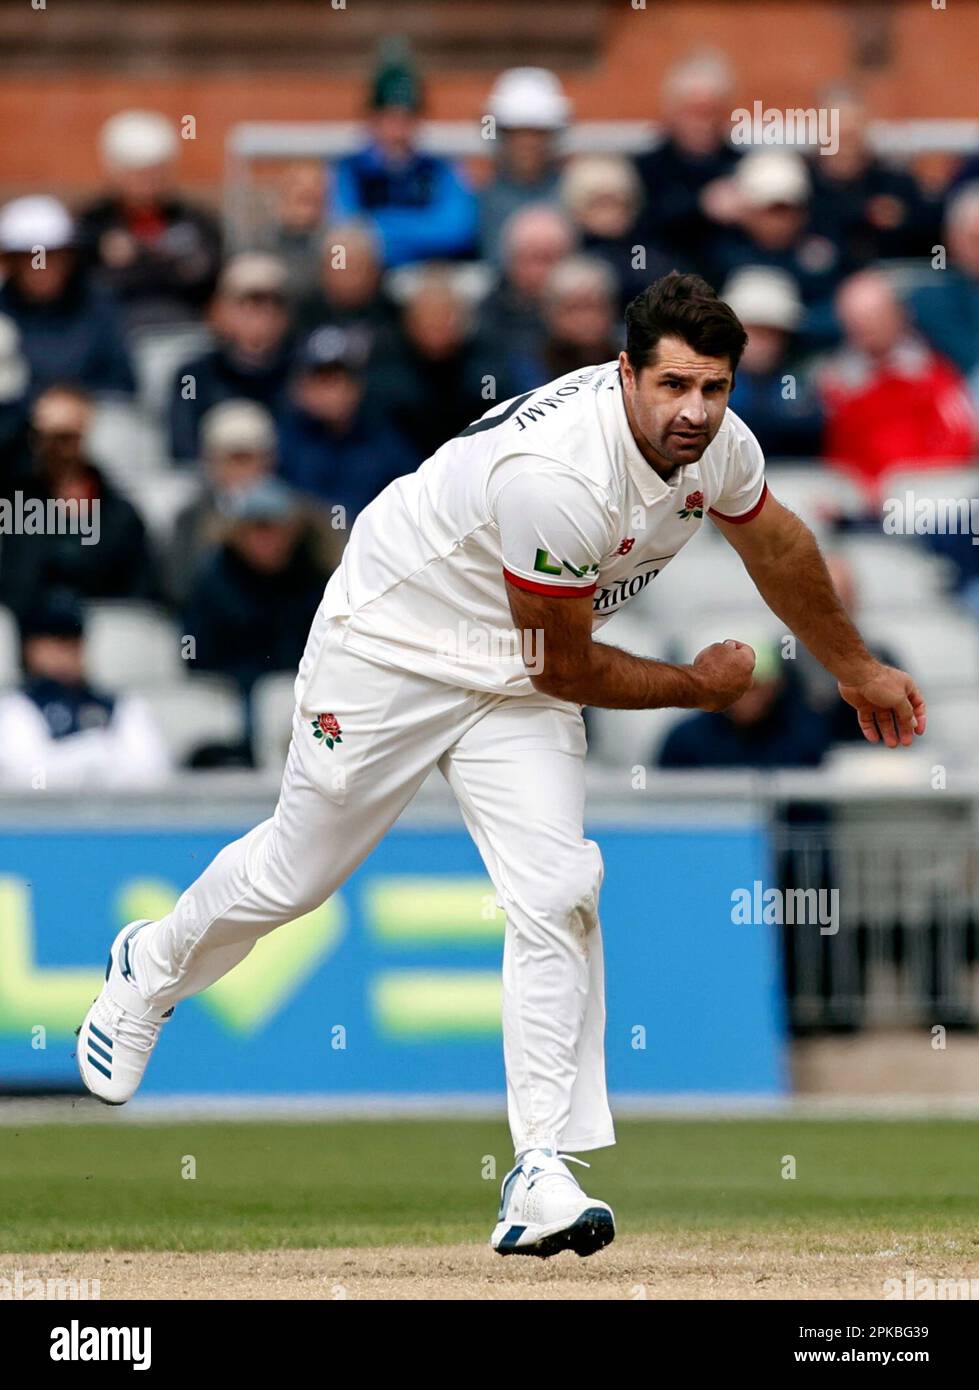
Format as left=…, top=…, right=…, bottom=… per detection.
left=764, top=464, right=869, bottom=529
left=136, top=675, right=245, bottom=766
left=251, top=670, right=297, bottom=771
left=862, top=605, right=979, bottom=688
left=131, top=471, right=204, bottom=548
left=84, top=601, right=185, bottom=691
left=129, top=323, right=214, bottom=420
left=644, top=540, right=771, bottom=627
left=88, top=399, right=169, bottom=503
left=0, top=605, right=21, bottom=689
left=837, top=534, right=954, bottom=608
left=916, top=688, right=979, bottom=764
left=587, top=704, right=691, bottom=767
left=876, top=463, right=979, bottom=511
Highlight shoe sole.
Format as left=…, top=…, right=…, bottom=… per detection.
left=494, top=1206, right=615, bottom=1259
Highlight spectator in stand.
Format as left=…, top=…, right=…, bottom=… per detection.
left=0, top=385, right=155, bottom=621
left=658, top=640, right=833, bottom=770
left=476, top=203, right=575, bottom=367
left=0, top=196, right=135, bottom=398
left=0, top=592, right=170, bottom=790
left=373, top=270, right=521, bottom=457
left=820, top=269, right=976, bottom=498
left=709, top=150, right=850, bottom=350
left=169, top=253, right=293, bottom=462
left=183, top=477, right=329, bottom=700
left=0, top=313, right=31, bottom=485
left=278, top=326, right=417, bottom=521
left=253, top=160, right=327, bottom=298
left=907, top=183, right=979, bottom=385
left=331, top=43, right=477, bottom=268
left=634, top=49, right=743, bottom=268
left=479, top=67, right=569, bottom=262
left=166, top=399, right=278, bottom=605
left=294, top=221, right=398, bottom=351
left=723, top=266, right=824, bottom=459
left=561, top=155, right=670, bottom=313
left=77, top=110, right=223, bottom=334
left=532, top=255, right=622, bottom=382
left=807, top=88, right=941, bottom=265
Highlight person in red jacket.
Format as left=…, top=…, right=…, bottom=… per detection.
left=819, top=269, right=976, bottom=499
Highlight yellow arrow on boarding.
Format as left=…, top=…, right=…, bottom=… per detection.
left=0, top=875, right=346, bottom=1039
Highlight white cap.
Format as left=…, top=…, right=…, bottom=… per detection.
left=0, top=195, right=75, bottom=252
left=723, top=266, right=802, bottom=332
left=735, top=150, right=810, bottom=207
left=488, top=67, right=571, bottom=131
left=100, top=110, right=179, bottom=171
left=218, top=252, right=289, bottom=299
left=200, top=399, right=277, bottom=457
left=0, top=314, right=29, bottom=402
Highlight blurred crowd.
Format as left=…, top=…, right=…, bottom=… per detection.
left=1, top=43, right=978, bottom=782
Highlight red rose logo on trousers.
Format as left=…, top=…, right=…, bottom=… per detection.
left=678, top=490, right=704, bottom=520
left=311, top=712, right=342, bottom=749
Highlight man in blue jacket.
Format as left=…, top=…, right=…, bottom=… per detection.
left=332, top=49, right=477, bottom=269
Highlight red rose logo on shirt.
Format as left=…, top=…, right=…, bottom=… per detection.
left=678, top=490, right=704, bottom=520
left=616, top=537, right=636, bottom=555
left=311, top=712, right=343, bottom=749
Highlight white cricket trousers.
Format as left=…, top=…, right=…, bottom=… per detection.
left=130, top=613, right=615, bottom=1155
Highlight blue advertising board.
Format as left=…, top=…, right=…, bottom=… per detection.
left=0, top=821, right=785, bottom=1096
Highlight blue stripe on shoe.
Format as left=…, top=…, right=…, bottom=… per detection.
left=86, top=1054, right=112, bottom=1080
left=87, top=1037, right=113, bottom=1065
left=497, top=1225, right=527, bottom=1251
left=89, top=1023, right=113, bottom=1050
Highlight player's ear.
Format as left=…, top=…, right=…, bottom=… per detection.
left=618, top=350, right=634, bottom=389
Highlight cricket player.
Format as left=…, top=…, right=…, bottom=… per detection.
left=78, top=272, right=925, bottom=1258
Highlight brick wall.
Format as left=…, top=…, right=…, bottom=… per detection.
left=0, top=0, right=974, bottom=202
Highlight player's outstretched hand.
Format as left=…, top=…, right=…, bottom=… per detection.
left=838, top=663, right=927, bottom=748
left=689, top=639, right=757, bottom=712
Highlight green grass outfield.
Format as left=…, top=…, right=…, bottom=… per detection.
left=1, top=1117, right=978, bottom=1253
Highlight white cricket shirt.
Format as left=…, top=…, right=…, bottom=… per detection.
left=316, top=360, right=767, bottom=695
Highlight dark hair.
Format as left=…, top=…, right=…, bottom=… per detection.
left=625, top=271, right=747, bottom=375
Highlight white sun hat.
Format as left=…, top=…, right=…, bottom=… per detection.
left=0, top=195, right=75, bottom=252
left=100, top=110, right=179, bottom=171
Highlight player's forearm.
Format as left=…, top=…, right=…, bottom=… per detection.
left=533, top=640, right=704, bottom=711
left=744, top=516, right=877, bottom=684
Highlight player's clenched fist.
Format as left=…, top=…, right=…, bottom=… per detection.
left=687, top=639, right=757, bottom=711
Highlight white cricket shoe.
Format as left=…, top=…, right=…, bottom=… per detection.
left=490, top=1148, right=615, bottom=1258
left=76, top=921, right=174, bottom=1105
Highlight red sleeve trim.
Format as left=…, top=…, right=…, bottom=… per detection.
left=502, top=566, right=597, bottom=598
left=708, top=481, right=769, bottom=525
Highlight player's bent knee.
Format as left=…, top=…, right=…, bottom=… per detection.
left=518, top=840, right=604, bottom=935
